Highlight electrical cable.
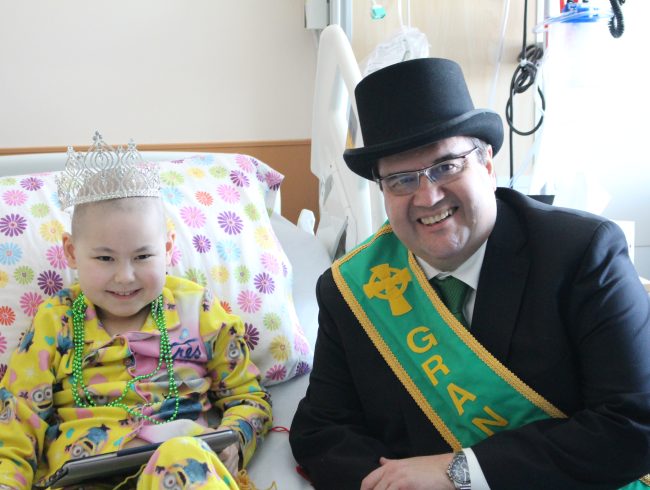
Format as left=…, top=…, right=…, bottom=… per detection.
left=505, top=0, right=546, bottom=184
left=608, top=0, right=625, bottom=38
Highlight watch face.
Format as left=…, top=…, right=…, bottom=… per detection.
left=450, top=454, right=471, bottom=484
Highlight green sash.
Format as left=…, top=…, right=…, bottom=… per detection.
left=333, top=223, right=648, bottom=488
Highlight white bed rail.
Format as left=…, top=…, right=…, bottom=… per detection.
left=310, top=24, right=386, bottom=259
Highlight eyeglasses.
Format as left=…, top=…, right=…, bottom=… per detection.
left=375, top=146, right=479, bottom=196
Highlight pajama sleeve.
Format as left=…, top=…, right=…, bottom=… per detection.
left=199, top=291, right=272, bottom=467
left=0, top=298, right=65, bottom=489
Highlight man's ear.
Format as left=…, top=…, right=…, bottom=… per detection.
left=62, top=232, right=78, bottom=269
left=484, top=145, right=497, bottom=190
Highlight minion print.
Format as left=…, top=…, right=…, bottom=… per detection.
left=226, top=339, right=242, bottom=371
left=56, top=332, right=73, bottom=357
left=0, top=388, right=15, bottom=424
left=155, top=458, right=209, bottom=489
left=226, top=340, right=241, bottom=362
left=65, top=424, right=110, bottom=459
left=81, top=349, right=100, bottom=369
left=22, top=382, right=54, bottom=419
left=138, top=436, right=238, bottom=489
left=234, top=419, right=254, bottom=447
left=75, top=385, right=109, bottom=406
left=214, top=381, right=233, bottom=398
left=249, top=416, right=266, bottom=435
left=17, top=328, right=35, bottom=353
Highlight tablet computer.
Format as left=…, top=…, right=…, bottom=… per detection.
left=39, top=429, right=239, bottom=489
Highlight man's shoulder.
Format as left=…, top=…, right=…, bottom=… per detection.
left=316, top=267, right=348, bottom=306
left=491, top=188, right=629, bottom=262
left=317, top=267, right=336, bottom=289
left=495, top=187, right=609, bottom=233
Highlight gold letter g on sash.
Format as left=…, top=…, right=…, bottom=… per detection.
left=363, top=264, right=412, bottom=316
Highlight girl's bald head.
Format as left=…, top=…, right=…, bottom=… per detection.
left=70, top=197, right=167, bottom=239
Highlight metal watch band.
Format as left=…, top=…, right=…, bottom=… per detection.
left=447, top=451, right=471, bottom=490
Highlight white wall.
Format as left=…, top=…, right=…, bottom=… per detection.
left=0, top=0, right=318, bottom=147
left=533, top=1, right=650, bottom=278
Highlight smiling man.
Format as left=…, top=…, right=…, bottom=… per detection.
left=290, top=58, right=650, bottom=489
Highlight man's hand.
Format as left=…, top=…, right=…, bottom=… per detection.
left=360, top=454, right=456, bottom=490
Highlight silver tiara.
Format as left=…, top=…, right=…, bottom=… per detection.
left=56, top=131, right=160, bottom=210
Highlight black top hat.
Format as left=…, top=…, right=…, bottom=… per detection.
left=343, top=58, right=504, bottom=180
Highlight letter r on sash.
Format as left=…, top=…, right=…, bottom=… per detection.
left=421, top=354, right=449, bottom=386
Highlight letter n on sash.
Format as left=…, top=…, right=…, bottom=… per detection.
left=472, top=406, right=508, bottom=436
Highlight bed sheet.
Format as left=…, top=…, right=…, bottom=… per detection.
left=246, top=213, right=331, bottom=489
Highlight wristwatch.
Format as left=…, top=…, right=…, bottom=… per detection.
left=447, top=451, right=471, bottom=490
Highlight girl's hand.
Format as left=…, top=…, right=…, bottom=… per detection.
left=214, top=425, right=240, bottom=476
left=218, top=442, right=240, bottom=476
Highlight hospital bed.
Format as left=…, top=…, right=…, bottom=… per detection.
left=0, top=149, right=329, bottom=489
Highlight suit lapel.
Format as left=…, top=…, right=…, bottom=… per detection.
left=472, top=198, right=530, bottom=363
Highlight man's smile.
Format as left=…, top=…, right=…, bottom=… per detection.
left=418, top=207, right=458, bottom=226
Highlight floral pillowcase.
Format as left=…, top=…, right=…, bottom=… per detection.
left=0, top=153, right=311, bottom=386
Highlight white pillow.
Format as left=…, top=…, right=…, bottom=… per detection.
left=0, top=153, right=311, bottom=385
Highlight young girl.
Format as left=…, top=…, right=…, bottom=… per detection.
left=0, top=145, right=272, bottom=489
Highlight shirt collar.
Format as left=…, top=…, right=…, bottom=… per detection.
left=415, top=241, right=487, bottom=291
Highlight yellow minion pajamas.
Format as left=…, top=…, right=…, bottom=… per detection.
left=36, top=437, right=240, bottom=490
left=135, top=436, right=239, bottom=490
left=0, top=275, right=271, bottom=490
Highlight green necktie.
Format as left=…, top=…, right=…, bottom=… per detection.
left=430, top=275, right=471, bottom=328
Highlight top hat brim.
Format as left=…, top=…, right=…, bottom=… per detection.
left=343, top=109, right=503, bottom=181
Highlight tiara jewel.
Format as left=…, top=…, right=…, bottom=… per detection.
left=56, top=131, right=160, bottom=210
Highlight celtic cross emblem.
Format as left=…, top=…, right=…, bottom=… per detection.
left=363, top=264, right=412, bottom=316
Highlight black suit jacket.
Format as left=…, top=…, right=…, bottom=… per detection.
left=290, top=188, right=650, bottom=489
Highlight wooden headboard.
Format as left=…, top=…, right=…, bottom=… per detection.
left=0, top=139, right=317, bottom=226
